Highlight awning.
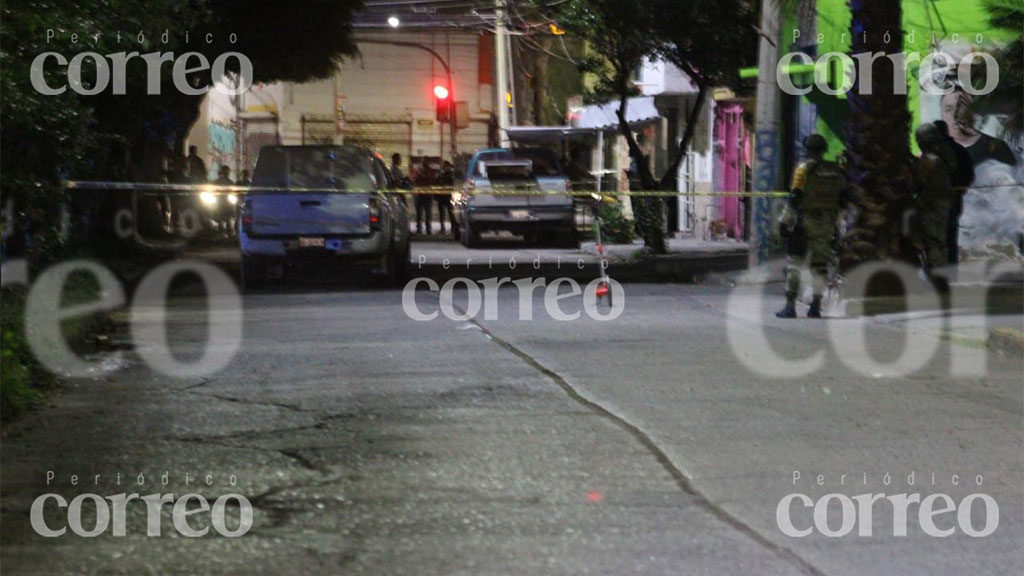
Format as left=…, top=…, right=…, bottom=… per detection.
left=505, top=126, right=593, bottom=141
left=570, top=96, right=661, bottom=130
left=505, top=96, right=662, bottom=142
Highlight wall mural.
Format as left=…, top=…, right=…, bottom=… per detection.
left=208, top=121, right=236, bottom=180
left=920, top=41, right=1023, bottom=260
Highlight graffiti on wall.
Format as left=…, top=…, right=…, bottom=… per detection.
left=753, top=128, right=781, bottom=263
left=208, top=121, right=236, bottom=180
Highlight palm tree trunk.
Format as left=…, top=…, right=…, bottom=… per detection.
left=843, top=0, right=915, bottom=268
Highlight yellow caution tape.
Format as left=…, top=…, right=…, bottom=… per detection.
left=62, top=180, right=1019, bottom=198
left=61, top=180, right=788, bottom=198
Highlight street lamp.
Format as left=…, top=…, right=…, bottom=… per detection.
left=387, top=16, right=400, bottom=28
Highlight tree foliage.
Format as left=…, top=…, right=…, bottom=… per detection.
left=208, top=0, right=362, bottom=83
left=655, top=0, right=758, bottom=190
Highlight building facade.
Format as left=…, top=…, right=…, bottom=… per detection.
left=190, top=30, right=499, bottom=178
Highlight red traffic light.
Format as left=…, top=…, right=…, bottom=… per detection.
left=435, top=84, right=451, bottom=122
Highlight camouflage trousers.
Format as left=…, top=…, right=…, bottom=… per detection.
left=920, top=204, right=951, bottom=270
left=785, top=230, right=834, bottom=299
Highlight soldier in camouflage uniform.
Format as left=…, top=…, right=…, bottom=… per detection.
left=912, top=123, right=957, bottom=282
left=777, top=134, right=853, bottom=319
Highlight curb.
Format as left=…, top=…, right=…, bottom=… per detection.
left=842, top=297, right=912, bottom=318
left=988, top=328, right=1024, bottom=356
left=837, top=282, right=1023, bottom=318
left=609, top=251, right=750, bottom=282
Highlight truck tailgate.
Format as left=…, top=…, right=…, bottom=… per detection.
left=251, top=193, right=371, bottom=236
left=529, top=176, right=572, bottom=207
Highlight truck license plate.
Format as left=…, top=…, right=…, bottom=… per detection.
left=510, top=210, right=530, bottom=220
left=299, top=236, right=325, bottom=248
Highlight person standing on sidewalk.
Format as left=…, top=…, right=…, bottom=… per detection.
left=933, top=120, right=974, bottom=265
left=912, top=123, right=958, bottom=289
left=435, top=161, right=456, bottom=236
left=777, top=135, right=852, bottom=319
left=187, top=146, right=207, bottom=183
left=414, top=159, right=435, bottom=235
left=390, top=153, right=413, bottom=217
left=214, top=165, right=235, bottom=236
left=389, top=153, right=409, bottom=187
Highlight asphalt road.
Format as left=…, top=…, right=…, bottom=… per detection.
left=1, top=277, right=1021, bottom=575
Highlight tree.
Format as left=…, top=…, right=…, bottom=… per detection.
left=553, top=0, right=757, bottom=253
left=93, top=0, right=366, bottom=176
left=554, top=0, right=665, bottom=250
left=0, top=1, right=134, bottom=262
left=1, top=0, right=365, bottom=262
left=655, top=0, right=758, bottom=191
left=841, top=0, right=915, bottom=267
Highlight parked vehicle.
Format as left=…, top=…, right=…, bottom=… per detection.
left=238, top=145, right=410, bottom=290
left=453, top=148, right=576, bottom=248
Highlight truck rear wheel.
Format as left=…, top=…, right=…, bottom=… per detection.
left=559, top=228, right=580, bottom=249
left=461, top=218, right=481, bottom=248
left=386, top=239, right=411, bottom=286
left=241, top=254, right=266, bottom=291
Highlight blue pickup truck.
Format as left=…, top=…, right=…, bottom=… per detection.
left=453, top=148, right=577, bottom=248
left=238, top=145, right=410, bottom=289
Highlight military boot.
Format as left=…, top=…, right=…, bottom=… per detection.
left=807, top=295, right=823, bottom=318
left=776, top=295, right=797, bottom=319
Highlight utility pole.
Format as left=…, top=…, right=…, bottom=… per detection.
left=750, top=0, right=783, bottom=264
left=792, top=1, right=817, bottom=170
left=495, top=0, right=511, bottom=148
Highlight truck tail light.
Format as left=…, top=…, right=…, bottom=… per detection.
left=240, top=198, right=253, bottom=234
left=369, top=198, right=382, bottom=229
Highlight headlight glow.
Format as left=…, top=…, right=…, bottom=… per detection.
left=199, top=191, right=217, bottom=206
left=227, top=193, right=238, bottom=205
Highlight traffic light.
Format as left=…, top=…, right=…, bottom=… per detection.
left=434, top=84, right=451, bottom=122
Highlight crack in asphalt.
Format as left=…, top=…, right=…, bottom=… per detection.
left=180, top=377, right=213, bottom=391
left=463, top=315, right=828, bottom=576
left=169, top=434, right=328, bottom=473
left=171, top=421, right=328, bottom=444
left=169, top=433, right=347, bottom=532
left=277, top=448, right=324, bottom=473
left=167, top=384, right=349, bottom=530
left=246, top=473, right=348, bottom=531
left=190, top=390, right=316, bottom=414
